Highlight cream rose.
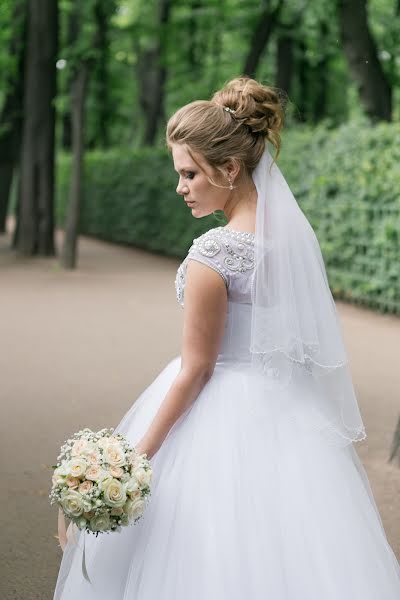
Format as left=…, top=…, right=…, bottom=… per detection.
left=133, top=467, right=152, bottom=487
left=86, top=450, right=101, bottom=465
left=61, top=490, right=84, bottom=517
left=67, top=458, right=87, bottom=478
left=89, top=512, right=110, bottom=532
left=78, top=480, right=94, bottom=494
left=103, top=444, right=126, bottom=467
left=103, top=479, right=127, bottom=508
left=108, top=465, right=124, bottom=478
left=71, top=439, right=88, bottom=456
left=129, top=453, right=145, bottom=469
left=124, top=498, right=145, bottom=520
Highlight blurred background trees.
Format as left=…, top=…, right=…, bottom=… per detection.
left=1, top=0, right=399, bottom=249
left=0, top=0, right=399, bottom=265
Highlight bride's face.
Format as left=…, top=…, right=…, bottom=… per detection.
left=171, top=143, right=229, bottom=218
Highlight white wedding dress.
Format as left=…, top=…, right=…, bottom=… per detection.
left=54, top=226, right=400, bottom=599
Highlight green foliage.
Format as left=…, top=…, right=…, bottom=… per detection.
left=56, top=121, right=400, bottom=314
left=56, top=146, right=219, bottom=257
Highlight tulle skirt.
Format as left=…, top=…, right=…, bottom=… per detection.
left=54, top=356, right=400, bottom=599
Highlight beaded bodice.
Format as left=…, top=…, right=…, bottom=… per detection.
left=175, top=226, right=256, bottom=307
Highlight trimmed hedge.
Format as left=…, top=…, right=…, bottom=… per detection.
left=56, top=121, right=400, bottom=314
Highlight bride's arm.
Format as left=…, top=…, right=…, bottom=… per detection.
left=135, top=260, right=227, bottom=460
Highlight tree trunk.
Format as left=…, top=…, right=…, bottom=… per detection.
left=0, top=164, right=14, bottom=233
left=389, top=416, right=400, bottom=467
left=0, top=1, right=26, bottom=234
left=138, top=0, right=172, bottom=146
left=61, top=13, right=78, bottom=151
left=276, top=30, right=294, bottom=96
left=338, top=0, right=392, bottom=122
left=16, top=0, right=58, bottom=256
left=60, top=66, right=88, bottom=269
left=242, top=0, right=283, bottom=78
left=293, top=39, right=309, bottom=122
left=94, top=1, right=111, bottom=148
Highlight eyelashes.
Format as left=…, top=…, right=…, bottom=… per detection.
left=186, top=172, right=195, bottom=180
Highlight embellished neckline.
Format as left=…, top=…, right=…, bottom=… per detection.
left=213, top=226, right=255, bottom=241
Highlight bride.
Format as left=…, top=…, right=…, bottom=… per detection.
left=53, top=77, right=400, bottom=599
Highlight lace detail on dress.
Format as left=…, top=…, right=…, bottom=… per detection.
left=175, top=227, right=255, bottom=307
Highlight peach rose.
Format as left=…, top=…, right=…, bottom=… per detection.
left=66, top=475, right=80, bottom=489
left=85, top=464, right=106, bottom=481
left=78, top=480, right=94, bottom=494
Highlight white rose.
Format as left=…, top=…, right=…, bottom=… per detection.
left=103, top=479, right=127, bottom=508
left=56, top=463, right=69, bottom=476
left=103, top=444, right=126, bottom=467
left=82, top=500, right=93, bottom=513
left=89, top=512, right=110, bottom=532
left=67, top=458, right=87, bottom=478
left=61, top=490, right=84, bottom=518
left=98, top=473, right=113, bottom=491
left=125, top=477, right=139, bottom=495
left=96, top=437, right=110, bottom=449
left=77, top=517, right=88, bottom=529
left=133, top=467, right=152, bottom=487
left=52, top=466, right=67, bottom=487
left=120, top=513, right=129, bottom=526
left=71, top=439, right=88, bottom=456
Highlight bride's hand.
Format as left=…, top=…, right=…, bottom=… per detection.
left=134, top=438, right=158, bottom=461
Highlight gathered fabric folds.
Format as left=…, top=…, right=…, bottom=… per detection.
left=54, top=356, right=400, bottom=600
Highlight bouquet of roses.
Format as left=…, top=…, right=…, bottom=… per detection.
left=50, top=427, right=152, bottom=536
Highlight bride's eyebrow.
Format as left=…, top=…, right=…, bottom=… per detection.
left=175, top=166, right=195, bottom=173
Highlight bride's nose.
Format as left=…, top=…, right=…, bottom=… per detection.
left=176, top=178, right=188, bottom=196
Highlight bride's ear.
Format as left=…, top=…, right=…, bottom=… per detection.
left=224, top=158, right=241, bottom=182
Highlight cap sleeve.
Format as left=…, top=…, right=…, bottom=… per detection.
left=175, top=231, right=230, bottom=307
left=186, top=232, right=230, bottom=286
left=174, top=228, right=256, bottom=307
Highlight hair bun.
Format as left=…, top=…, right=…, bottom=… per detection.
left=212, top=76, right=285, bottom=152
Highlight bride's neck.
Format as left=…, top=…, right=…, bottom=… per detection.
left=223, top=176, right=257, bottom=231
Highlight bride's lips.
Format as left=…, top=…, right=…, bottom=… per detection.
left=185, top=200, right=195, bottom=207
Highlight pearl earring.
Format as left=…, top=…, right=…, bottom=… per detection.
left=228, top=177, right=233, bottom=190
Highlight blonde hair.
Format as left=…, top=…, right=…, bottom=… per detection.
left=166, top=77, right=285, bottom=179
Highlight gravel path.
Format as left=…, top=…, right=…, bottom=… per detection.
left=1, top=226, right=399, bottom=600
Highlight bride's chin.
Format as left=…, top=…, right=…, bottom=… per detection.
left=190, top=208, right=202, bottom=218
